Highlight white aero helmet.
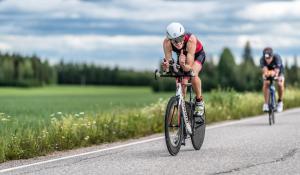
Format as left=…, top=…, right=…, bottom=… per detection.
left=166, top=22, right=185, bottom=39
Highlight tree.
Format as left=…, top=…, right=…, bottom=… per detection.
left=288, top=55, right=299, bottom=86
left=217, top=47, right=237, bottom=89
left=242, top=41, right=255, bottom=66
left=201, top=55, right=218, bottom=91
left=237, top=41, right=261, bottom=91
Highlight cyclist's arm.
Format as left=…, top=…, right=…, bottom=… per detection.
left=183, top=35, right=197, bottom=72
left=274, top=55, right=282, bottom=77
left=262, top=67, right=272, bottom=78
left=274, top=68, right=280, bottom=77
left=262, top=66, right=268, bottom=76
left=163, top=38, right=172, bottom=62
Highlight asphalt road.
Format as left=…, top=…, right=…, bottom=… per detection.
left=1, top=108, right=300, bottom=175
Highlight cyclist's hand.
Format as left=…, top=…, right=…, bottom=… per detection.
left=264, top=70, right=272, bottom=78
left=162, top=59, right=169, bottom=72
left=267, top=70, right=276, bottom=77
left=179, top=50, right=186, bottom=67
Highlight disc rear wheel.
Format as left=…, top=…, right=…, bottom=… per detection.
left=190, top=103, right=206, bottom=150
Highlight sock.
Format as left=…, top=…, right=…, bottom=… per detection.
left=196, top=96, right=203, bottom=102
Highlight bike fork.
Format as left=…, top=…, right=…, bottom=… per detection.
left=269, top=86, right=276, bottom=110
left=179, top=98, right=192, bottom=135
left=176, top=83, right=192, bottom=135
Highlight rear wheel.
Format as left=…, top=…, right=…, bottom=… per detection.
left=164, top=96, right=183, bottom=156
left=190, top=103, right=206, bottom=150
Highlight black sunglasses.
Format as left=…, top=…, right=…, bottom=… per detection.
left=171, top=35, right=184, bottom=44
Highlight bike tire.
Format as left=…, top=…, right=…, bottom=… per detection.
left=164, top=96, right=183, bottom=156
left=268, top=110, right=273, bottom=126
left=268, top=90, right=276, bottom=126
left=190, top=103, right=206, bottom=150
left=272, top=110, right=275, bottom=124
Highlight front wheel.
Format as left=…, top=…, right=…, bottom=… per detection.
left=271, top=109, right=275, bottom=124
left=164, top=96, right=183, bottom=156
left=268, top=91, right=276, bottom=126
left=268, top=110, right=273, bottom=126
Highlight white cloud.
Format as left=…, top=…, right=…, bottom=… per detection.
left=0, top=34, right=163, bottom=53
left=236, top=1, right=300, bottom=21
left=237, top=35, right=300, bottom=49
left=0, top=0, right=219, bottom=21
left=0, top=0, right=299, bottom=69
left=0, top=34, right=166, bottom=70
left=0, top=42, right=11, bottom=50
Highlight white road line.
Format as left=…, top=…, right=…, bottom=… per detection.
left=0, top=114, right=267, bottom=173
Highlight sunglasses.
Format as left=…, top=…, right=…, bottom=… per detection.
left=171, top=35, right=184, bottom=44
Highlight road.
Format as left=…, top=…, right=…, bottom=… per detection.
left=1, top=108, right=300, bottom=175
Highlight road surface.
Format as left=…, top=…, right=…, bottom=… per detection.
left=1, top=108, right=300, bottom=175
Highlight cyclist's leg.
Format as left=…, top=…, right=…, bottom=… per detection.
left=263, top=80, right=270, bottom=104
left=276, top=75, right=285, bottom=112
left=191, top=51, right=205, bottom=99
left=277, top=75, right=285, bottom=101
left=182, top=77, right=189, bottom=98
left=191, top=63, right=202, bottom=99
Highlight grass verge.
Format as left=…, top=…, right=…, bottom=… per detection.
left=1, top=88, right=300, bottom=162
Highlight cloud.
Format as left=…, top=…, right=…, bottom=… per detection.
left=237, top=35, right=300, bottom=49
left=0, top=42, right=11, bottom=50
left=0, top=34, right=163, bottom=52
left=0, top=0, right=299, bottom=70
left=236, top=1, right=300, bottom=21
left=0, top=34, right=164, bottom=69
left=0, top=0, right=219, bottom=21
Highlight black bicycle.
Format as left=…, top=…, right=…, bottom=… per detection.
left=155, top=60, right=206, bottom=156
left=265, top=76, right=277, bottom=125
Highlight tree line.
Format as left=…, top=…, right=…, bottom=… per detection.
left=55, top=61, right=152, bottom=86
left=0, top=52, right=56, bottom=87
left=0, top=41, right=299, bottom=91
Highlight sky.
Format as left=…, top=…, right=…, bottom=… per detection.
left=0, top=0, right=299, bottom=70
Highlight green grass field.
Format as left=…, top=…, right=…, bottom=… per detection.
left=0, top=86, right=172, bottom=161
left=0, top=86, right=172, bottom=123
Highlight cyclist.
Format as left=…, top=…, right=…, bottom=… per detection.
left=162, top=22, right=206, bottom=117
left=260, top=47, right=285, bottom=112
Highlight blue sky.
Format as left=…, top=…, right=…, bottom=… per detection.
left=0, top=0, right=299, bottom=70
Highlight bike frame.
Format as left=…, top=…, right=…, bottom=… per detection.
left=175, top=78, right=192, bottom=135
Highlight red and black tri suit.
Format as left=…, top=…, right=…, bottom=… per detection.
left=171, top=32, right=206, bottom=66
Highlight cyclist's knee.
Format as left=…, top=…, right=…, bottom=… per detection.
left=191, top=76, right=200, bottom=86
left=192, top=62, right=201, bottom=74
left=263, top=80, right=270, bottom=87
left=277, top=81, right=284, bottom=88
